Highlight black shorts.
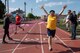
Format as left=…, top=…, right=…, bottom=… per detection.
left=47, top=28, right=56, bottom=37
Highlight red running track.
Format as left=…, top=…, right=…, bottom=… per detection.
left=0, top=20, right=80, bottom=53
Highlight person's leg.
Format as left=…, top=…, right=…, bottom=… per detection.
left=73, top=24, right=76, bottom=39
left=68, top=23, right=70, bottom=31
left=66, top=23, right=68, bottom=30
left=71, top=24, right=76, bottom=40
left=15, top=24, right=17, bottom=34
left=66, top=23, right=69, bottom=31
left=71, top=25, right=74, bottom=39
left=2, top=29, right=7, bottom=43
left=47, top=29, right=55, bottom=51
left=18, top=25, right=24, bottom=31
left=48, top=36, right=52, bottom=51
left=47, top=29, right=52, bottom=51
left=7, top=29, right=13, bottom=40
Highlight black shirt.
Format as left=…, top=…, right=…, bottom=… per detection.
left=68, top=13, right=77, bottom=25
left=3, top=16, right=11, bottom=29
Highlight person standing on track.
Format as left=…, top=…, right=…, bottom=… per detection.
left=15, top=13, right=24, bottom=34
left=64, top=14, right=70, bottom=31
left=2, top=13, right=13, bottom=43
left=64, top=10, right=78, bottom=40
left=40, top=5, right=67, bottom=51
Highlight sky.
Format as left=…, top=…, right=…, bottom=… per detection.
left=1, top=0, right=80, bottom=16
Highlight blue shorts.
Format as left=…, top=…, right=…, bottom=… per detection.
left=47, top=28, right=56, bottom=37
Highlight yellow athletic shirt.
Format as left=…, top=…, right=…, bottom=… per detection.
left=47, top=15, right=57, bottom=30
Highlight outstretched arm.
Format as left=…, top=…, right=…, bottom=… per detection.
left=59, top=5, right=67, bottom=15
left=40, top=5, right=48, bottom=16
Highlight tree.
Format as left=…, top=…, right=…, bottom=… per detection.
left=0, top=0, right=6, bottom=19
left=78, top=12, right=80, bottom=18
left=34, top=16, right=41, bottom=19
left=27, top=13, right=35, bottom=19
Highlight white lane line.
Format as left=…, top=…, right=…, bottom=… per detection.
left=39, top=23, right=45, bottom=53
left=56, top=35, right=75, bottom=53
left=0, top=39, right=20, bottom=41
left=0, top=45, right=35, bottom=53
left=12, top=23, right=37, bottom=53
left=25, top=24, right=30, bottom=26
left=0, top=24, right=26, bottom=45
left=61, top=38, right=71, bottom=40
left=43, top=22, right=75, bottom=53
left=0, top=25, right=24, bottom=43
left=38, top=22, right=44, bottom=24
left=25, top=38, right=40, bottom=41
left=36, top=38, right=39, bottom=41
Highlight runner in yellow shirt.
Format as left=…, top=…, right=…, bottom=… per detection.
left=40, top=5, right=67, bottom=51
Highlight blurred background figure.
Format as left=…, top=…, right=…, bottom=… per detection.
left=2, top=13, right=13, bottom=43
left=15, top=13, right=24, bottom=34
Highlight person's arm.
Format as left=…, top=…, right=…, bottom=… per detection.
left=59, top=5, right=67, bottom=15
left=65, top=19, right=69, bottom=24
left=63, top=15, right=71, bottom=25
left=3, top=18, right=6, bottom=29
left=40, top=5, right=48, bottom=16
left=7, top=16, right=12, bottom=24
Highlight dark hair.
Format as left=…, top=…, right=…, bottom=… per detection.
left=73, top=11, right=76, bottom=13
left=68, top=10, right=71, bottom=12
left=50, top=10, right=55, bottom=13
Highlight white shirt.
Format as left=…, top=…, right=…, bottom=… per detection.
left=66, top=15, right=69, bottom=22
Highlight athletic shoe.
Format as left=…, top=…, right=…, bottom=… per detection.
left=2, top=41, right=8, bottom=43
left=15, top=32, right=17, bottom=34
left=23, top=28, right=24, bottom=31
left=49, top=48, right=53, bottom=51
left=71, top=38, right=76, bottom=40
left=9, top=38, right=13, bottom=40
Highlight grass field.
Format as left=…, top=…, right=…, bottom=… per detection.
left=57, top=18, right=80, bottom=35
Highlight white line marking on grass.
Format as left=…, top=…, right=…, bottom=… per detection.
left=39, top=23, right=45, bottom=53
left=56, top=35, right=75, bottom=53
left=12, top=23, right=37, bottom=53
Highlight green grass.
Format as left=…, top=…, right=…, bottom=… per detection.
left=0, top=25, right=3, bottom=28
left=57, top=19, right=80, bottom=35
left=0, top=19, right=3, bottom=28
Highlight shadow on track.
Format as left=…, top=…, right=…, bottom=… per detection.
left=15, top=32, right=47, bottom=35
left=3, top=39, right=48, bottom=45
left=56, top=42, right=80, bottom=53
